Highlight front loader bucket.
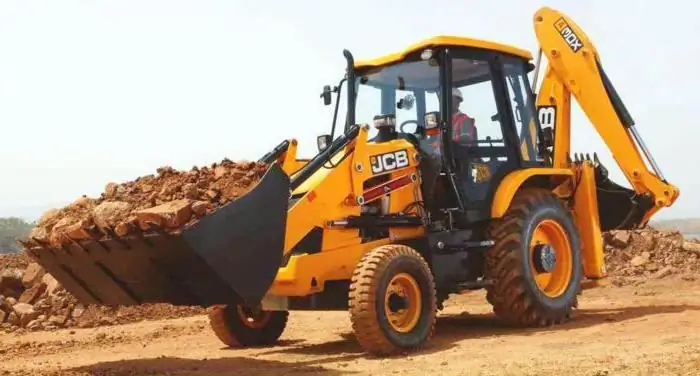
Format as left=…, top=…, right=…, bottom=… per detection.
left=592, top=158, right=653, bottom=231
left=26, top=163, right=290, bottom=308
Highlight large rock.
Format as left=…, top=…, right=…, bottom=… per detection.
left=134, top=199, right=193, bottom=229
left=18, top=283, right=47, bottom=304
left=609, top=230, right=631, bottom=248
left=13, top=302, right=40, bottom=327
left=21, top=263, right=45, bottom=288
left=41, top=273, right=61, bottom=296
left=0, top=268, right=24, bottom=298
left=92, top=201, right=132, bottom=229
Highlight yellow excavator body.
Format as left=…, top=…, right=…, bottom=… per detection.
left=26, top=6, right=678, bottom=356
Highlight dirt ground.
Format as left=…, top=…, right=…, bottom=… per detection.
left=1, top=275, right=700, bottom=376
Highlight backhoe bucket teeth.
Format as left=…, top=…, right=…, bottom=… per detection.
left=26, top=163, right=290, bottom=308
left=592, top=160, right=653, bottom=231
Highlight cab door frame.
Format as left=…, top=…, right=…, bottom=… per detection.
left=439, top=47, right=538, bottom=224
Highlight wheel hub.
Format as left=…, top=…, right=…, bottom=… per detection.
left=533, top=243, right=557, bottom=273
left=237, top=305, right=270, bottom=329
left=529, top=218, right=573, bottom=298
left=384, top=273, right=422, bottom=333
left=388, top=293, right=408, bottom=312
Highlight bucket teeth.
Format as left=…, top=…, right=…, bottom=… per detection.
left=570, top=152, right=597, bottom=164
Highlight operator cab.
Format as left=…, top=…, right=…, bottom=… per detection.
left=319, top=38, right=549, bottom=228
left=351, top=42, right=547, bottom=227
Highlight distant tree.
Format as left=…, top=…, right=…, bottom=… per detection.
left=0, top=217, right=34, bottom=253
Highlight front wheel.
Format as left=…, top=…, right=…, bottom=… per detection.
left=348, top=244, right=437, bottom=356
left=208, top=304, right=288, bottom=347
left=485, top=188, right=582, bottom=327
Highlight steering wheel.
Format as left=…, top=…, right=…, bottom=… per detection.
left=399, top=120, right=420, bottom=134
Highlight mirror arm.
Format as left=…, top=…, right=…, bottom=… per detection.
left=329, top=78, right=346, bottom=141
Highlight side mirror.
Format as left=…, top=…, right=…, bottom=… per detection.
left=541, top=126, right=554, bottom=148
left=397, top=94, right=415, bottom=111
left=317, top=134, right=332, bottom=152
left=321, top=85, right=332, bottom=106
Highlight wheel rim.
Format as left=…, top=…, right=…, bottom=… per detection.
left=384, top=272, right=422, bottom=333
left=236, top=306, right=271, bottom=329
left=529, top=219, right=573, bottom=298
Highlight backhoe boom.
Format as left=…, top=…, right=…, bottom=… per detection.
left=533, top=7, right=679, bottom=228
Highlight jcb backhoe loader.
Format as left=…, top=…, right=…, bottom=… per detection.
left=25, top=6, right=678, bottom=355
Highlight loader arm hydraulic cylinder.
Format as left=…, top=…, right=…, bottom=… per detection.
left=258, top=140, right=292, bottom=165
left=533, top=7, right=679, bottom=226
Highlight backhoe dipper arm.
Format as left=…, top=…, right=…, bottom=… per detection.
left=532, top=7, right=680, bottom=227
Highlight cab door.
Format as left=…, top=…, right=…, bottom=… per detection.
left=502, top=58, right=549, bottom=168
left=447, top=52, right=522, bottom=222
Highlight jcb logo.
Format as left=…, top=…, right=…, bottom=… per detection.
left=554, top=18, right=583, bottom=53
left=370, top=150, right=409, bottom=174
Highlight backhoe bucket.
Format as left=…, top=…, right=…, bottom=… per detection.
left=592, top=157, right=653, bottom=231
left=26, top=163, right=290, bottom=308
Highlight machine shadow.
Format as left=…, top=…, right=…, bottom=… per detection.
left=63, top=356, right=357, bottom=376
left=432, top=303, right=700, bottom=342
left=259, top=303, right=700, bottom=360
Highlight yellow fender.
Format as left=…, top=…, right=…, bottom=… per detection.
left=491, top=168, right=574, bottom=218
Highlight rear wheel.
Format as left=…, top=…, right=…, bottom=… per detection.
left=485, top=188, right=582, bottom=327
left=208, top=304, right=288, bottom=347
left=348, top=244, right=437, bottom=356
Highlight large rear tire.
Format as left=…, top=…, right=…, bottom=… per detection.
left=485, top=188, right=582, bottom=327
left=208, top=304, right=288, bottom=347
left=348, top=244, right=437, bottom=356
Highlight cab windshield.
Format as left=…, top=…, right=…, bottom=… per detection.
left=354, top=60, right=440, bottom=139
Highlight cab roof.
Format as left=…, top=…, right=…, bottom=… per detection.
left=353, top=35, right=532, bottom=69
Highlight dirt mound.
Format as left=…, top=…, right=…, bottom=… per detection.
left=23, top=159, right=269, bottom=249
left=0, top=252, right=31, bottom=271
left=603, top=228, right=699, bottom=283
left=0, top=253, right=205, bottom=333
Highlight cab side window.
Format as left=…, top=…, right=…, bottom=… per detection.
left=451, top=58, right=508, bottom=203
left=503, top=62, right=543, bottom=163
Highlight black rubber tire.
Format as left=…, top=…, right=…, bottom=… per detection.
left=208, top=304, right=288, bottom=347
left=485, top=188, right=582, bottom=327
left=348, top=244, right=437, bottom=356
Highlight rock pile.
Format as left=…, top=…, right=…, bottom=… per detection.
left=603, top=228, right=700, bottom=281
left=1, top=157, right=273, bottom=333
left=24, top=159, right=269, bottom=249
left=0, top=252, right=205, bottom=333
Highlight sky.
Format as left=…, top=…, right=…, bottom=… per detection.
left=0, top=0, right=696, bottom=221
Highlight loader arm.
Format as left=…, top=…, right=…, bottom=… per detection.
left=257, top=138, right=309, bottom=175
left=532, top=7, right=679, bottom=229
